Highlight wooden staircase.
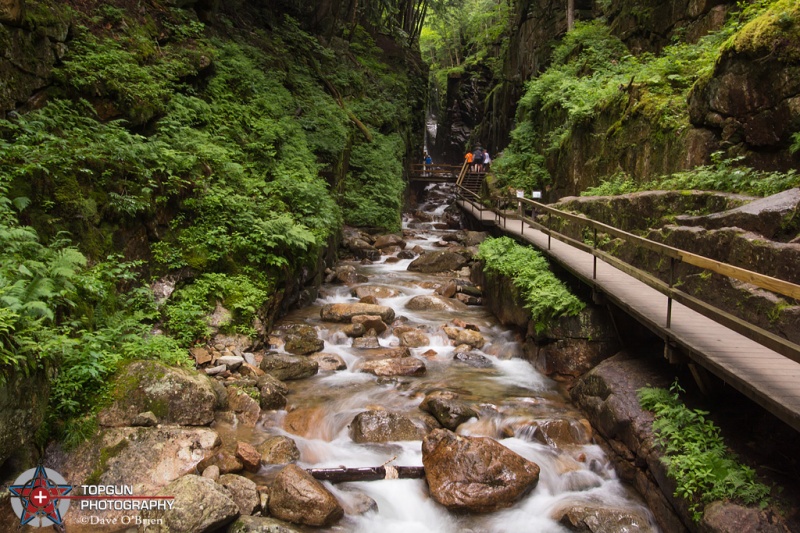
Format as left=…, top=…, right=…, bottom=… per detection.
left=456, top=161, right=486, bottom=196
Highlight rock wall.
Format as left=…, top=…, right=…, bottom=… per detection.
left=0, top=369, right=49, bottom=478
left=0, top=0, right=70, bottom=116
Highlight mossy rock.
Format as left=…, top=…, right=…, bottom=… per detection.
left=97, top=360, right=217, bottom=427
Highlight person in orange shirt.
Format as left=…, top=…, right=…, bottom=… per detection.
left=465, top=151, right=474, bottom=168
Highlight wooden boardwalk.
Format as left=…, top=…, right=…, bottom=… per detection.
left=457, top=199, right=800, bottom=433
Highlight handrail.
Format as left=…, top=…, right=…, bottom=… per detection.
left=455, top=191, right=800, bottom=363
left=456, top=160, right=470, bottom=187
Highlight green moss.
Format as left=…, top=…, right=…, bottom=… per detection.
left=85, top=437, right=130, bottom=486
left=726, top=0, right=800, bottom=61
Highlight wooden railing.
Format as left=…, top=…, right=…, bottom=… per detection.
left=455, top=191, right=800, bottom=364
left=408, top=164, right=463, bottom=182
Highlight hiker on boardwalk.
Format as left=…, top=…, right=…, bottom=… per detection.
left=464, top=150, right=474, bottom=169
left=472, top=147, right=484, bottom=172
left=482, top=150, right=491, bottom=172
left=423, top=152, right=432, bottom=176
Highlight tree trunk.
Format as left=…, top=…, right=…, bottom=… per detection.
left=307, top=465, right=425, bottom=483
left=567, top=0, right=575, bottom=31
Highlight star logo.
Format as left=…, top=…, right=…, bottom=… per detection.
left=9, top=466, right=73, bottom=527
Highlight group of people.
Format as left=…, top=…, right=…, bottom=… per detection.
left=421, top=145, right=492, bottom=175
left=465, top=146, right=491, bottom=172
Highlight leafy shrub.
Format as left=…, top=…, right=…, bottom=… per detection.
left=477, top=237, right=585, bottom=332
left=639, top=381, right=771, bottom=521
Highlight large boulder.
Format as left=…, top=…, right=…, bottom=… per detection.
left=422, top=429, right=540, bottom=513
left=98, top=360, right=217, bottom=427
left=320, top=303, right=396, bottom=323
left=226, top=387, right=262, bottom=426
left=309, top=352, right=347, bottom=371
left=268, top=464, right=344, bottom=527
left=259, top=353, right=318, bottom=380
left=281, top=324, right=324, bottom=355
left=141, top=475, right=239, bottom=532
left=408, top=251, right=468, bottom=273
left=349, top=410, right=426, bottom=443
left=358, top=357, right=426, bottom=377
left=398, top=329, right=431, bottom=348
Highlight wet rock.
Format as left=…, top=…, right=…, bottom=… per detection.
left=359, top=295, right=379, bottom=304
left=455, top=293, right=482, bottom=305
left=219, top=473, right=260, bottom=516
left=359, top=357, right=426, bottom=377
left=399, top=329, right=430, bottom=348
left=321, top=303, right=396, bottom=323
left=397, top=250, right=416, bottom=259
left=282, top=324, right=325, bottom=355
left=424, top=398, right=478, bottom=431
left=259, top=352, right=318, bottom=381
left=354, top=346, right=411, bottom=359
left=141, top=475, right=239, bottom=532
left=202, top=465, right=220, bottom=481
left=352, top=335, right=381, bottom=348
left=514, top=419, right=593, bottom=447
left=98, top=360, right=216, bottom=427
left=309, top=352, right=347, bottom=371
left=352, top=314, right=387, bottom=334
left=257, top=435, right=301, bottom=465
left=236, top=442, right=261, bottom=473
left=268, top=464, right=344, bottom=527
left=282, top=407, right=327, bottom=438
left=349, top=410, right=426, bottom=443
left=339, top=491, right=379, bottom=516
left=453, top=350, right=492, bottom=368
left=346, top=237, right=380, bottom=261
left=344, top=322, right=367, bottom=337
left=257, top=374, right=289, bottom=395
left=334, top=265, right=369, bottom=285
left=239, top=362, right=264, bottom=378
left=198, top=449, right=243, bottom=475
left=408, top=251, right=468, bottom=273
left=553, top=504, right=656, bottom=532
left=374, top=234, right=407, bottom=249
left=422, top=429, right=540, bottom=513
left=226, top=387, right=261, bottom=427
left=442, top=327, right=485, bottom=348
left=406, top=294, right=464, bottom=311
left=228, top=516, right=301, bottom=533
left=350, top=285, right=401, bottom=298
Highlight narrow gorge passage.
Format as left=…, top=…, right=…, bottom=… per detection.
left=217, top=184, right=658, bottom=532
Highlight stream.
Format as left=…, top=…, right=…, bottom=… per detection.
left=218, top=184, right=658, bottom=532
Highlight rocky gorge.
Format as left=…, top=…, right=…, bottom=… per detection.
left=0, top=185, right=790, bottom=532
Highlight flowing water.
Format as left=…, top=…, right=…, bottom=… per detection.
left=222, top=184, right=658, bottom=532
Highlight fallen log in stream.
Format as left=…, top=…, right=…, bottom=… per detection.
left=307, top=465, right=425, bottom=483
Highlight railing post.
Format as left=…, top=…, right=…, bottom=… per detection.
left=666, top=257, right=675, bottom=328
left=519, top=200, right=523, bottom=233
left=593, top=227, right=597, bottom=280
left=547, top=212, right=552, bottom=250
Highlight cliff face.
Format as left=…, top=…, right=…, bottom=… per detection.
left=438, top=0, right=800, bottom=196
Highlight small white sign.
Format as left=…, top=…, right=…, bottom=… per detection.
left=531, top=190, right=543, bottom=199
left=516, top=189, right=525, bottom=198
